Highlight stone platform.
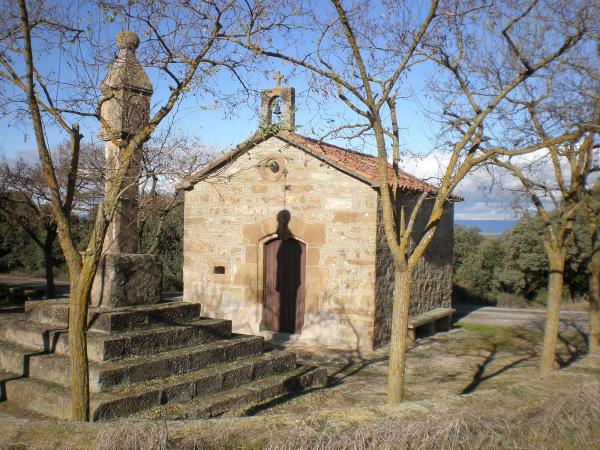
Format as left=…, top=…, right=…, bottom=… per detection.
left=0, top=299, right=326, bottom=421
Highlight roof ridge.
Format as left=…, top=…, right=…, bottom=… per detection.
left=281, top=132, right=433, bottom=182
left=177, top=129, right=463, bottom=202
left=284, top=132, right=430, bottom=179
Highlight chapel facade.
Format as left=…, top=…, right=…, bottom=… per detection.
left=180, top=80, right=455, bottom=352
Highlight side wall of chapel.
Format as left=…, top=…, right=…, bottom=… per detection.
left=373, top=193, right=454, bottom=347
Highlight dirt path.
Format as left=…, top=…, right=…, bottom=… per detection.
left=456, top=304, right=588, bottom=332
left=0, top=274, right=70, bottom=297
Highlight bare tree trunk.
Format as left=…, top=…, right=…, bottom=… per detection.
left=540, top=253, right=565, bottom=375
left=43, top=227, right=56, bottom=298
left=68, top=278, right=90, bottom=421
left=387, top=266, right=413, bottom=403
left=588, top=251, right=600, bottom=353
left=587, top=198, right=600, bottom=353
left=43, top=247, right=55, bottom=298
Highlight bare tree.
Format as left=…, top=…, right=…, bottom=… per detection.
left=489, top=32, right=600, bottom=370
left=0, top=142, right=100, bottom=299
left=0, top=130, right=204, bottom=298
left=137, top=122, right=221, bottom=255
left=492, top=119, right=599, bottom=372
left=0, top=156, right=60, bottom=296
left=584, top=180, right=600, bottom=353
left=227, top=0, right=590, bottom=402
left=0, top=0, right=280, bottom=420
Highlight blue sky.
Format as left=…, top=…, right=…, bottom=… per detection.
left=0, top=1, right=526, bottom=221
left=0, top=61, right=516, bottom=221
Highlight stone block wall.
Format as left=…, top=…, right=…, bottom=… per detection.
left=373, top=194, right=454, bottom=347
left=374, top=199, right=395, bottom=347
left=409, top=198, right=453, bottom=315
left=183, top=137, right=379, bottom=351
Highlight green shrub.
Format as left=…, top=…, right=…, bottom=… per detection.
left=454, top=209, right=592, bottom=306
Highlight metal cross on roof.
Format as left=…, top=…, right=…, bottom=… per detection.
left=273, top=71, right=283, bottom=87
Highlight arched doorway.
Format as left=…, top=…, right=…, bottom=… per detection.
left=262, top=237, right=305, bottom=333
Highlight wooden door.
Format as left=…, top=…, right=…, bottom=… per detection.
left=263, top=237, right=305, bottom=333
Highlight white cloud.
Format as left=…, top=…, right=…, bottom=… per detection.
left=398, top=152, right=552, bottom=221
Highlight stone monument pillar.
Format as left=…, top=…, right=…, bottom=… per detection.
left=91, top=31, right=162, bottom=308
left=99, top=31, right=152, bottom=254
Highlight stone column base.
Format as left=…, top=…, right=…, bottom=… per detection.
left=91, top=253, right=162, bottom=307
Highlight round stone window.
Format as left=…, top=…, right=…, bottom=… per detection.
left=260, top=156, right=286, bottom=181
left=267, top=160, right=280, bottom=173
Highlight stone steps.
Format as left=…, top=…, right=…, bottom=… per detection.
left=78, top=318, right=232, bottom=362
left=4, top=350, right=298, bottom=421
left=0, top=315, right=65, bottom=352
left=136, top=366, right=328, bottom=420
left=0, top=398, right=48, bottom=419
left=0, top=315, right=232, bottom=361
left=28, top=334, right=264, bottom=392
left=0, top=299, right=326, bottom=420
left=0, top=339, right=42, bottom=375
left=0, top=305, right=24, bottom=315
left=25, top=300, right=202, bottom=332
left=0, top=368, right=20, bottom=400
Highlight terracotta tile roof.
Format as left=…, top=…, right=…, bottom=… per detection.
left=278, top=132, right=445, bottom=196
left=178, top=130, right=462, bottom=201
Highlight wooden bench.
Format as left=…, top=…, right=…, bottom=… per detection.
left=407, top=307, right=455, bottom=345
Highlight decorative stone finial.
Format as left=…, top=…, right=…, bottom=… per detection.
left=115, top=31, right=140, bottom=50
left=99, top=31, right=153, bottom=141
left=101, top=31, right=152, bottom=95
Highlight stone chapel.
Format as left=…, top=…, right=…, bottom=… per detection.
left=180, top=78, right=457, bottom=352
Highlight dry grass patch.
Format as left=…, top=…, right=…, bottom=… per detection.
left=262, top=381, right=600, bottom=450
left=96, top=419, right=169, bottom=450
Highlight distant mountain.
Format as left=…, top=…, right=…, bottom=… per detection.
left=455, top=219, right=517, bottom=235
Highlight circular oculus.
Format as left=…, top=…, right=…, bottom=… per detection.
left=260, top=156, right=286, bottom=181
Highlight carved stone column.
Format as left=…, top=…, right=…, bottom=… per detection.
left=91, top=31, right=162, bottom=308
left=99, top=31, right=152, bottom=254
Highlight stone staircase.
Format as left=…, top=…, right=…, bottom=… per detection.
left=0, top=284, right=45, bottom=314
left=0, top=299, right=326, bottom=421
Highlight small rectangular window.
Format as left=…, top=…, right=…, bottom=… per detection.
left=213, top=266, right=225, bottom=274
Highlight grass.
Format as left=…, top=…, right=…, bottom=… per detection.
left=259, top=379, right=600, bottom=450
left=453, top=322, right=544, bottom=342
left=453, top=322, right=516, bottom=336
left=450, top=323, right=542, bottom=353
left=161, top=375, right=600, bottom=450
left=96, top=419, right=169, bottom=450
left=452, top=322, right=585, bottom=350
